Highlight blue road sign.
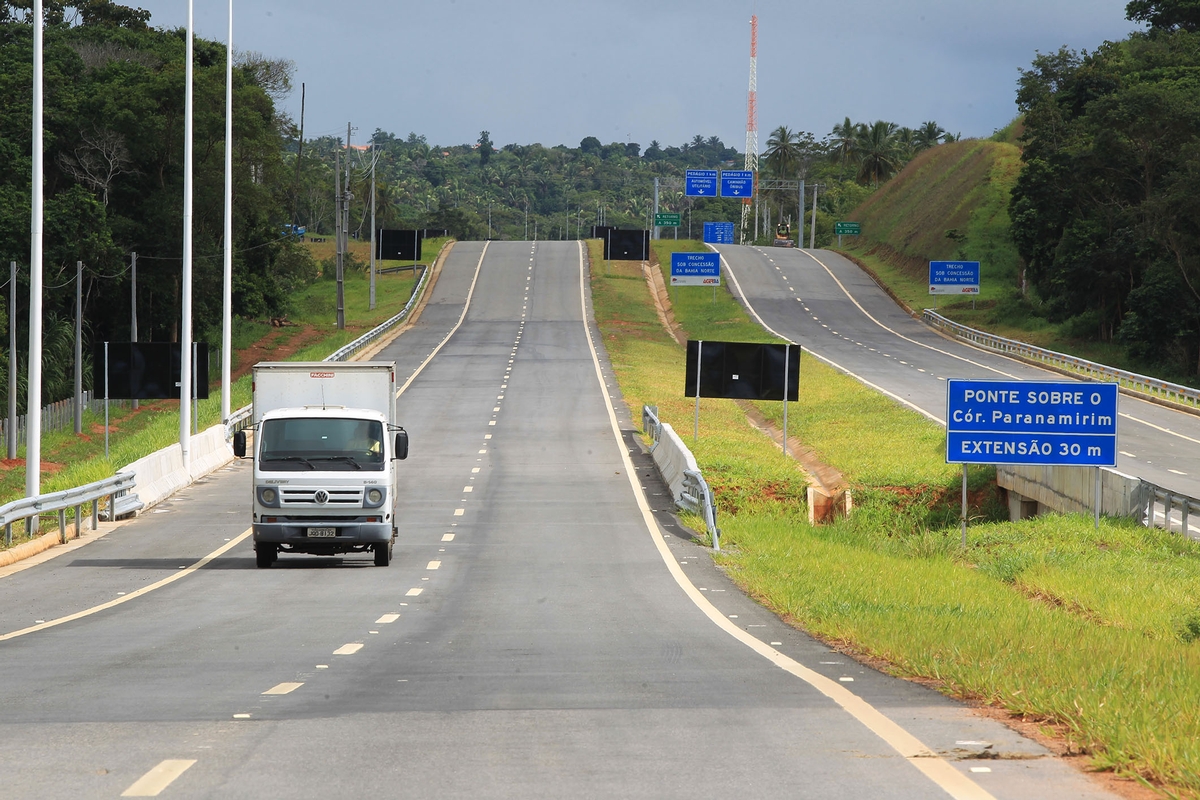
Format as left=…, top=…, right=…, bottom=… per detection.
left=703, top=222, right=736, bottom=244
left=670, top=252, right=721, bottom=286
left=946, top=380, right=1118, bottom=466
left=720, top=170, right=754, bottom=198
left=685, top=169, right=718, bottom=197
left=929, top=261, right=980, bottom=295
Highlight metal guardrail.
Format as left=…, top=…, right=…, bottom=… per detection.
left=1, top=471, right=137, bottom=547
left=642, top=404, right=720, bottom=549
left=225, top=261, right=433, bottom=439
left=1140, top=481, right=1200, bottom=540
left=922, top=309, right=1200, bottom=410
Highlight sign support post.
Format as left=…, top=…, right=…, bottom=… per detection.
left=1095, top=466, right=1101, bottom=531
left=693, top=341, right=702, bottom=444
left=782, top=344, right=789, bottom=459
left=961, top=465, right=968, bottom=548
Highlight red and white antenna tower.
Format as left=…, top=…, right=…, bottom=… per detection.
left=741, top=14, right=758, bottom=241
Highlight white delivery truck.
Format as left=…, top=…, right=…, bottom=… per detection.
left=232, top=362, right=409, bottom=568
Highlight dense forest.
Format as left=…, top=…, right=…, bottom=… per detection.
left=1010, top=0, right=1200, bottom=375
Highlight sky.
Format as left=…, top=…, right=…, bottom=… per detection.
left=128, top=0, right=1142, bottom=151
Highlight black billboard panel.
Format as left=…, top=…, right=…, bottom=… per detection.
left=603, top=229, right=650, bottom=260
left=684, top=340, right=799, bottom=401
left=591, top=225, right=614, bottom=241
left=377, top=229, right=424, bottom=261
left=92, top=342, right=210, bottom=400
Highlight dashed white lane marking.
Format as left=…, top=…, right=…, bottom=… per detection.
left=1170, top=469, right=1188, bottom=475
left=595, top=243, right=997, bottom=800
left=121, top=759, right=197, bottom=797
left=454, top=509, right=465, bottom=516
left=472, top=466, right=481, bottom=472
left=478, top=449, right=488, bottom=454
left=463, top=486, right=473, bottom=492
left=483, top=435, right=491, bottom=440
left=1120, top=450, right=1137, bottom=458
left=233, top=713, right=251, bottom=719
left=263, top=682, right=303, bottom=695
left=406, top=588, right=423, bottom=596
left=333, top=643, right=363, bottom=655
left=442, top=533, right=455, bottom=542
left=493, top=406, right=501, bottom=412
left=488, top=420, right=496, bottom=426
left=427, top=561, right=441, bottom=570
left=376, top=613, right=400, bottom=624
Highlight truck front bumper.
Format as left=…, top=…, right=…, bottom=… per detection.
left=254, top=520, right=393, bottom=552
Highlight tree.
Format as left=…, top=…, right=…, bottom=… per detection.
left=1126, top=0, right=1200, bottom=32
left=914, top=121, right=945, bottom=151
left=478, top=130, right=493, bottom=166
left=764, top=125, right=800, bottom=178
left=829, top=117, right=860, bottom=180
left=855, top=120, right=900, bottom=187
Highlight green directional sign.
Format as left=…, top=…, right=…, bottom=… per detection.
left=834, top=221, right=861, bottom=235
left=654, top=213, right=681, bottom=227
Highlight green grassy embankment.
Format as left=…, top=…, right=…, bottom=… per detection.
left=595, top=237, right=1200, bottom=796
left=837, top=133, right=1136, bottom=369
left=0, top=242, right=439, bottom=548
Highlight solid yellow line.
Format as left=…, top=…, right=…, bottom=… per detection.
left=120, top=759, right=197, bottom=797
left=579, top=242, right=995, bottom=800
left=0, top=528, right=254, bottom=642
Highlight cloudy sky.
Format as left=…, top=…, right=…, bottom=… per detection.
left=130, top=0, right=1141, bottom=151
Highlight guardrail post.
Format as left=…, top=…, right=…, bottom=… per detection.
left=3, top=521, right=10, bottom=547
left=74, top=503, right=81, bottom=538
left=91, top=498, right=98, bottom=530
left=58, top=508, right=66, bottom=544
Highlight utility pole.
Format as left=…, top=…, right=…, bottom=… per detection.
left=221, top=0, right=234, bottom=425
left=810, top=183, right=820, bottom=249
left=28, top=0, right=45, bottom=518
left=130, top=252, right=137, bottom=411
left=8, top=260, right=16, bottom=460
left=334, top=146, right=343, bottom=329
left=74, top=261, right=81, bottom=434
left=180, top=0, right=195, bottom=470
left=653, top=177, right=660, bottom=240
left=369, top=140, right=376, bottom=311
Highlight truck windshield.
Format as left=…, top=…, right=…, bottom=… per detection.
left=259, top=418, right=385, bottom=471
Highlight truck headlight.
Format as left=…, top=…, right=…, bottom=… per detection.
left=257, top=486, right=280, bottom=507
left=365, top=488, right=384, bottom=507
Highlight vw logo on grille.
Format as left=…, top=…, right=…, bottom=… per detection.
left=313, top=489, right=329, bottom=504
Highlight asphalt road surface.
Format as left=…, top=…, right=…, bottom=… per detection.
left=717, top=244, right=1200, bottom=501
left=0, top=241, right=1123, bottom=798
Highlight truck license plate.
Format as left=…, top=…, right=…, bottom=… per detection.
left=307, top=527, right=336, bottom=538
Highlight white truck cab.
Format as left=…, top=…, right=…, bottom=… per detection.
left=232, top=362, right=408, bottom=568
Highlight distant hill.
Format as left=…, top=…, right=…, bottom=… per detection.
left=841, top=134, right=1024, bottom=307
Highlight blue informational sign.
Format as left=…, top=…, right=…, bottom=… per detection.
left=685, top=169, right=719, bottom=197
left=946, top=380, right=1118, bottom=466
left=929, top=261, right=980, bottom=295
left=720, top=170, right=754, bottom=198
left=703, top=222, right=736, bottom=244
left=670, top=252, right=721, bottom=286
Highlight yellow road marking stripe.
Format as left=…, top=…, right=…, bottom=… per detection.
left=580, top=242, right=995, bottom=800
left=121, top=759, right=196, bottom=797
left=0, top=528, right=254, bottom=641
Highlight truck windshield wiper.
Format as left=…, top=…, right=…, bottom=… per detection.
left=261, top=455, right=316, bottom=469
left=308, top=455, right=362, bottom=470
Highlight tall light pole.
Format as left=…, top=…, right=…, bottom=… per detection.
left=369, top=140, right=376, bottom=311
left=180, top=0, right=194, bottom=466
left=221, top=0, right=233, bottom=425
left=27, top=0, right=44, bottom=520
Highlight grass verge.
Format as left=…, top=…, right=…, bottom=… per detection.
left=594, top=238, right=1200, bottom=795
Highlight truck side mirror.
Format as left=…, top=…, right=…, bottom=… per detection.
left=394, top=429, right=409, bottom=460
left=232, top=430, right=247, bottom=458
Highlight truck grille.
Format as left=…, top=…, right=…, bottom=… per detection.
left=279, top=487, right=364, bottom=506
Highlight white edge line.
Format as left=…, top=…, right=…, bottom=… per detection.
left=714, top=247, right=944, bottom=426
left=1, top=528, right=254, bottom=641
left=584, top=242, right=993, bottom=800
left=396, top=241, right=490, bottom=398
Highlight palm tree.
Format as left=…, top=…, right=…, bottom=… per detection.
left=829, top=117, right=861, bottom=180
left=914, top=121, right=946, bottom=151
left=855, top=120, right=901, bottom=188
left=764, top=125, right=801, bottom=179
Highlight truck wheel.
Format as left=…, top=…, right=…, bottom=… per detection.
left=374, top=541, right=391, bottom=567
left=256, top=545, right=276, bottom=569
